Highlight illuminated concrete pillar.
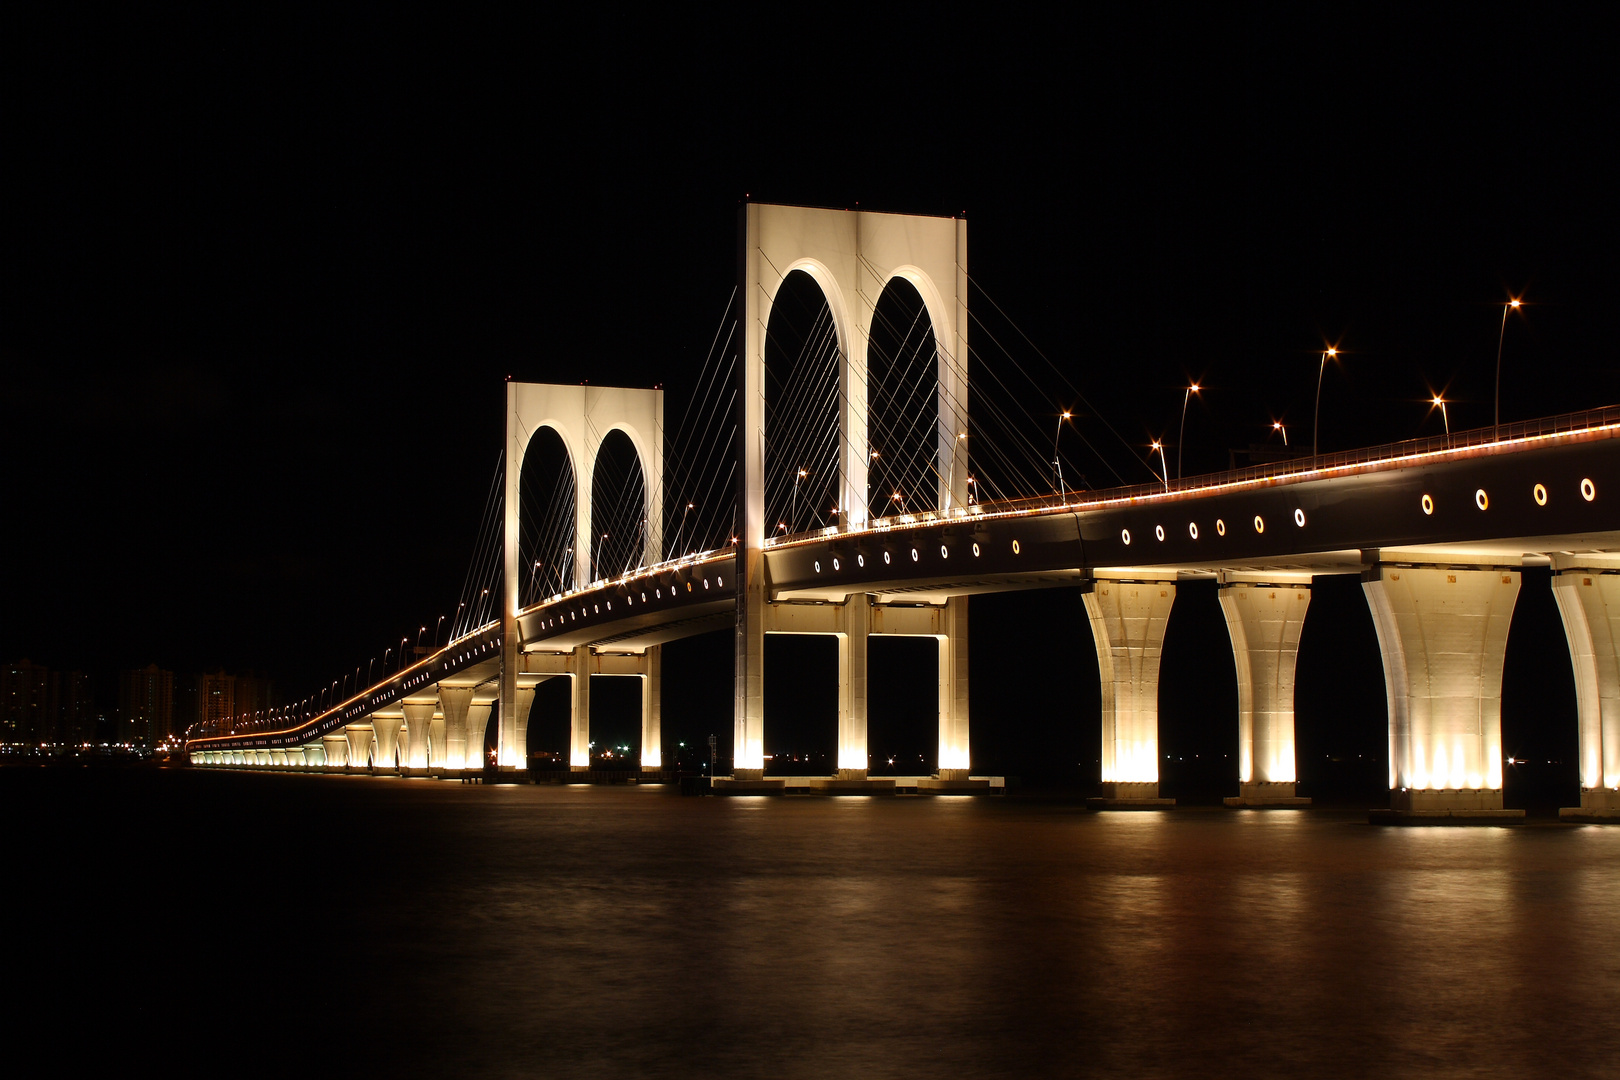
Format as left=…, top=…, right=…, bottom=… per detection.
left=322, top=733, right=348, bottom=772
left=270, top=749, right=288, bottom=767
left=736, top=207, right=767, bottom=781
left=1085, top=577, right=1176, bottom=804
left=300, top=743, right=324, bottom=769
left=437, top=686, right=474, bottom=774
left=465, top=699, right=494, bottom=773
left=838, top=594, right=870, bottom=778
left=569, top=649, right=591, bottom=770
left=401, top=702, right=436, bottom=776
left=1219, top=573, right=1312, bottom=807
left=1363, top=560, right=1519, bottom=815
left=344, top=724, right=374, bottom=771
left=1552, top=556, right=1620, bottom=819
left=370, top=715, right=404, bottom=774
left=938, top=595, right=971, bottom=777
left=256, top=749, right=272, bottom=767
left=283, top=747, right=304, bottom=769
left=640, top=646, right=662, bottom=773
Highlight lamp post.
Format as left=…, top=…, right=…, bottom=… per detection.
left=1495, top=297, right=1522, bottom=434
left=676, top=502, right=692, bottom=558
left=1151, top=440, right=1169, bottom=491
left=1313, top=347, right=1338, bottom=458
left=1054, top=410, right=1071, bottom=503
left=1273, top=421, right=1288, bottom=447
left=792, top=468, right=806, bottom=533
left=1432, top=395, right=1450, bottom=436
left=1177, top=383, right=1200, bottom=479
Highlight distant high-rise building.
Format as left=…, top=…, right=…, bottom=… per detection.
left=2, top=659, right=55, bottom=744
left=55, top=669, right=94, bottom=744
left=198, top=670, right=236, bottom=735
left=119, top=665, right=174, bottom=745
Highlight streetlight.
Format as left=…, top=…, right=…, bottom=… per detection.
left=1054, top=410, right=1071, bottom=503
left=792, top=468, right=806, bottom=532
left=1432, top=394, right=1450, bottom=435
left=1151, top=440, right=1169, bottom=491
left=1177, top=384, right=1200, bottom=479
left=1313, top=347, right=1338, bottom=458
left=1272, top=421, right=1288, bottom=447
left=1495, top=297, right=1522, bottom=434
left=676, top=502, right=693, bottom=558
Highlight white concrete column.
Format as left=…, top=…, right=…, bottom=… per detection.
left=1363, top=561, right=1518, bottom=812
left=1219, top=573, right=1312, bottom=805
left=1085, top=578, right=1176, bottom=801
left=465, top=700, right=494, bottom=772
left=437, top=686, right=474, bottom=773
left=569, top=649, right=592, bottom=770
left=640, top=646, right=662, bottom=773
left=938, top=595, right=970, bottom=777
left=270, top=749, right=288, bottom=767
left=256, top=749, right=272, bottom=767
left=370, top=715, right=404, bottom=774
left=838, top=594, right=870, bottom=777
left=401, top=702, right=436, bottom=775
left=322, top=733, right=348, bottom=771
left=736, top=202, right=767, bottom=780
left=502, top=684, right=534, bottom=773
left=301, top=743, right=325, bottom=769
left=1552, top=557, right=1620, bottom=818
left=344, top=724, right=374, bottom=770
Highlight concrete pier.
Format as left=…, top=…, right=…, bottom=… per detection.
left=1084, top=577, right=1176, bottom=808
left=1363, top=557, right=1524, bottom=823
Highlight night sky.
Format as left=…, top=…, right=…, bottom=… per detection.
left=6, top=10, right=1618, bottom=788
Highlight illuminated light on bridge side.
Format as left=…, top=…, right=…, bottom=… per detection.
left=1582, top=477, right=1596, bottom=501
left=1476, top=489, right=1490, bottom=511
left=1534, top=483, right=1548, bottom=506
left=1254, top=515, right=1264, bottom=533
left=1422, top=493, right=1434, bottom=515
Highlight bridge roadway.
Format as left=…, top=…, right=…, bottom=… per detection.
left=190, top=407, right=1620, bottom=820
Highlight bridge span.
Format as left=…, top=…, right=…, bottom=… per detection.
left=188, top=203, right=1620, bottom=822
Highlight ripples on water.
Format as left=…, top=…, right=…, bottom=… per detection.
left=8, top=770, right=1619, bottom=1078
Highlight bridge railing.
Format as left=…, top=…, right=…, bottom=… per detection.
left=768, top=403, right=1620, bottom=547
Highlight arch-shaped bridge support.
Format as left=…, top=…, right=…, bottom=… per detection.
left=502, top=382, right=664, bottom=771
left=737, top=204, right=969, bottom=779
left=322, top=733, right=348, bottom=771
left=1363, top=555, right=1524, bottom=821
left=1552, top=554, right=1620, bottom=820
left=1219, top=572, right=1312, bottom=807
left=1084, top=577, right=1177, bottom=808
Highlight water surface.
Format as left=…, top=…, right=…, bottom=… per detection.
left=8, top=770, right=1618, bottom=1078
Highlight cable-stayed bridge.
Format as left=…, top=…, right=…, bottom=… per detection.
left=187, top=204, right=1620, bottom=821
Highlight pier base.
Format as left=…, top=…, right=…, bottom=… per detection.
left=1088, top=781, right=1175, bottom=810
left=1560, top=787, right=1620, bottom=822
left=1224, top=780, right=1311, bottom=808
left=1371, top=787, right=1523, bottom=824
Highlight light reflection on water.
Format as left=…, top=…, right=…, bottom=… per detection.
left=13, top=772, right=1620, bottom=1079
